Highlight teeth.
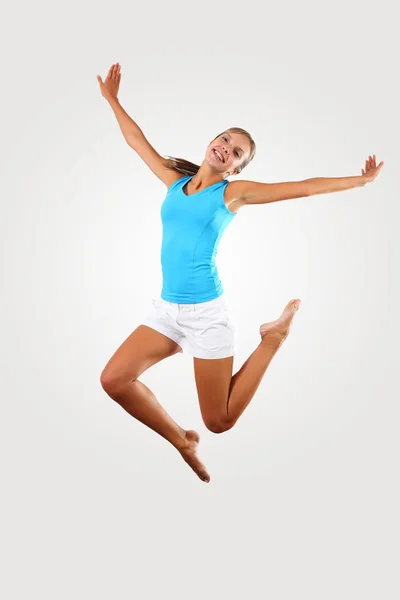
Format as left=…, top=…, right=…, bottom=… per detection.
left=214, top=149, right=223, bottom=162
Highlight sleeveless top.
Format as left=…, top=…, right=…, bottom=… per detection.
left=160, top=175, right=237, bottom=303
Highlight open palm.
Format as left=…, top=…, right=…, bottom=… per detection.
left=362, top=155, right=384, bottom=183
left=97, top=63, right=121, bottom=101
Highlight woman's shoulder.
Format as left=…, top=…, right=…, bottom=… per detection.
left=165, top=171, right=189, bottom=189
left=225, top=180, right=247, bottom=213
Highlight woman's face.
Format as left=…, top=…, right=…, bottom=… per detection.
left=206, top=131, right=251, bottom=176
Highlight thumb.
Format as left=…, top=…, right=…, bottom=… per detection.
left=97, top=75, right=103, bottom=84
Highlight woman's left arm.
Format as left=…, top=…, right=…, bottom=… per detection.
left=233, top=155, right=384, bottom=206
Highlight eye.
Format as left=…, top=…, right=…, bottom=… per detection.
left=222, top=136, right=240, bottom=158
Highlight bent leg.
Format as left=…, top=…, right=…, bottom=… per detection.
left=101, top=325, right=185, bottom=447
left=195, top=299, right=300, bottom=433
left=101, top=325, right=210, bottom=482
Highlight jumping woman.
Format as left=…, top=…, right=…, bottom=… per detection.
left=97, top=63, right=384, bottom=483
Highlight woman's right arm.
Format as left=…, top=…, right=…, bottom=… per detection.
left=97, top=63, right=180, bottom=187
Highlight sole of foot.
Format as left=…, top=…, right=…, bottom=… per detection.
left=259, top=299, right=301, bottom=341
left=179, top=430, right=210, bottom=483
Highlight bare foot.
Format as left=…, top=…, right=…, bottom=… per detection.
left=259, top=299, right=301, bottom=341
left=178, top=430, right=210, bottom=483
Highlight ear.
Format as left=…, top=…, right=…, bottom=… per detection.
left=225, top=169, right=240, bottom=179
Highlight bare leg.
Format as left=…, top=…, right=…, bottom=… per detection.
left=101, top=377, right=210, bottom=483
left=227, top=299, right=301, bottom=424
left=194, top=299, right=301, bottom=433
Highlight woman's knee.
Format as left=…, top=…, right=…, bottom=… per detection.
left=100, top=369, right=133, bottom=396
left=203, top=416, right=234, bottom=434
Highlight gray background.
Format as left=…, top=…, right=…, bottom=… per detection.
left=1, top=0, right=399, bottom=598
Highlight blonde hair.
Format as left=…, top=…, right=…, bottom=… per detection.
left=163, top=127, right=256, bottom=177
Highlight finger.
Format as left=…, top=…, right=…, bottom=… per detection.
left=106, top=64, right=114, bottom=81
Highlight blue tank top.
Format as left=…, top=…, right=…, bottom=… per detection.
left=160, top=175, right=237, bottom=303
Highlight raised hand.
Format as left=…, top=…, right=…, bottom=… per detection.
left=97, top=63, right=121, bottom=101
left=361, top=155, right=384, bottom=183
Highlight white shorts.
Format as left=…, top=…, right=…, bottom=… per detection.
left=142, top=294, right=236, bottom=359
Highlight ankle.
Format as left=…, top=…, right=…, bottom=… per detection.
left=174, top=429, right=190, bottom=452
left=260, top=331, right=286, bottom=346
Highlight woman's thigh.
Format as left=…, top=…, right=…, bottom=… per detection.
left=193, top=356, right=234, bottom=429
left=100, top=325, right=182, bottom=390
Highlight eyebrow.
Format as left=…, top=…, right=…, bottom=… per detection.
left=225, top=133, right=244, bottom=156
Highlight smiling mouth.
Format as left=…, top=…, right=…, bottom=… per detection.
left=212, top=148, right=225, bottom=163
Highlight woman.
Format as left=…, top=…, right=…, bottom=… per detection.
left=97, top=63, right=383, bottom=483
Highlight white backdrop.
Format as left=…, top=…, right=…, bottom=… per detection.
left=1, top=0, right=399, bottom=598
